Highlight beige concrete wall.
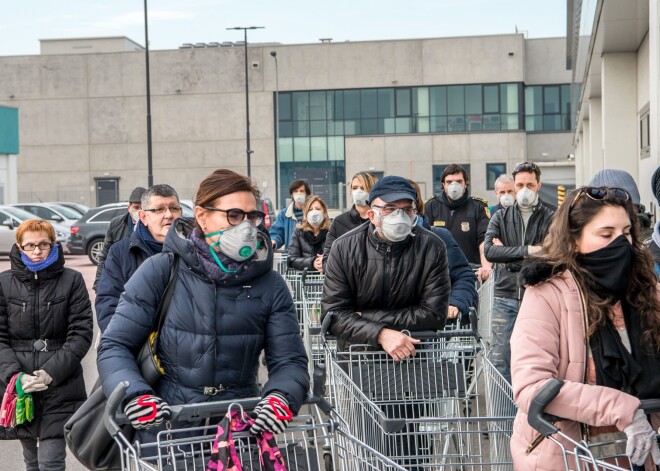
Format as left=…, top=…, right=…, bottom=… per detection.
left=40, top=37, right=144, bottom=55
left=525, top=38, right=572, bottom=84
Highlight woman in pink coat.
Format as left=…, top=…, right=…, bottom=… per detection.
left=510, top=186, right=660, bottom=470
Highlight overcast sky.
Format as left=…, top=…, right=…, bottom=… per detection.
left=1, top=0, right=566, bottom=56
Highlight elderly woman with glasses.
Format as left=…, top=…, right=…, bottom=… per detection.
left=0, top=219, right=92, bottom=471
left=97, top=169, right=309, bottom=442
left=510, top=186, right=660, bottom=470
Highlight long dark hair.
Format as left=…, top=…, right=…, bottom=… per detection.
left=541, top=188, right=660, bottom=349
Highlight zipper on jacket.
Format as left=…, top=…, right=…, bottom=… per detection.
left=383, top=246, right=391, bottom=305
left=22, top=302, right=26, bottom=312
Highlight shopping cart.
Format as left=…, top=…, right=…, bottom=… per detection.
left=475, top=277, right=494, bottom=348
left=528, top=378, right=660, bottom=471
left=103, top=367, right=406, bottom=471
left=322, top=314, right=515, bottom=470
left=301, top=272, right=327, bottom=372
left=273, top=251, right=289, bottom=277
left=284, top=268, right=324, bottom=331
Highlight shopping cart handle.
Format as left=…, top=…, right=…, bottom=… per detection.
left=320, top=311, right=335, bottom=342
left=436, top=308, right=482, bottom=341
left=527, top=378, right=564, bottom=437
left=104, top=380, right=129, bottom=437
left=639, top=399, right=660, bottom=414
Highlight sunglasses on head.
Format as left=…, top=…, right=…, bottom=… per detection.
left=569, top=186, right=630, bottom=211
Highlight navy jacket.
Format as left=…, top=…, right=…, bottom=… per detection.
left=95, top=228, right=154, bottom=333
left=97, top=219, right=309, bottom=419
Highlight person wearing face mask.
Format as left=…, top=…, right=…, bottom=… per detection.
left=288, top=195, right=330, bottom=273
left=510, top=186, right=660, bottom=470
left=98, top=169, right=309, bottom=443
left=322, top=171, right=378, bottom=270
left=270, top=179, right=310, bottom=250
left=322, top=175, right=450, bottom=356
left=95, top=184, right=182, bottom=334
left=483, top=161, right=554, bottom=383
left=489, top=174, right=515, bottom=216
left=93, top=186, right=146, bottom=291
left=424, top=164, right=493, bottom=281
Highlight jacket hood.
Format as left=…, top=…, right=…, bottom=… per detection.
left=9, top=242, right=65, bottom=281
left=163, top=217, right=274, bottom=284
left=519, top=258, right=562, bottom=287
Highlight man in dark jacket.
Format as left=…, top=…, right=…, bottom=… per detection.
left=93, top=186, right=146, bottom=291
left=95, top=184, right=181, bottom=333
left=424, top=164, right=493, bottom=281
left=322, top=175, right=450, bottom=358
left=484, top=161, right=554, bottom=383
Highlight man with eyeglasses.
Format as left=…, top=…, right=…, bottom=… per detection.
left=93, top=186, right=146, bottom=291
left=96, top=184, right=182, bottom=333
left=483, top=161, right=554, bottom=383
left=322, top=175, right=450, bottom=357
left=424, top=164, right=493, bottom=281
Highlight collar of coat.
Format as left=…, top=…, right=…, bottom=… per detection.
left=9, top=243, right=65, bottom=282
left=366, top=223, right=414, bottom=255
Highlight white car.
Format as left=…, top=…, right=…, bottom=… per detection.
left=12, top=203, right=81, bottom=227
left=0, top=206, right=70, bottom=254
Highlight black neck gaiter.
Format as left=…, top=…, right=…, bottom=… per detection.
left=576, top=234, right=633, bottom=301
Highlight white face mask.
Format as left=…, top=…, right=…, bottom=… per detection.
left=307, top=210, right=324, bottom=226
left=499, top=194, right=515, bottom=208
left=375, top=209, right=415, bottom=242
left=446, top=182, right=465, bottom=201
left=516, top=188, right=538, bottom=207
left=352, top=189, right=369, bottom=207
left=130, top=210, right=140, bottom=224
left=292, top=193, right=307, bottom=205
left=205, top=220, right=258, bottom=268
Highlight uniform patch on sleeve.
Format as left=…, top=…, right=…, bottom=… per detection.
left=433, top=221, right=446, bottom=227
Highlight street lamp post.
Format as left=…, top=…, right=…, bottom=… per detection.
left=144, top=0, right=153, bottom=187
left=227, top=26, right=264, bottom=178
left=270, top=51, right=281, bottom=209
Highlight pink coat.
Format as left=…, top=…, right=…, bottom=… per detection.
left=510, top=270, right=644, bottom=470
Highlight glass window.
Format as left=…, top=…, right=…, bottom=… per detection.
left=327, top=136, right=345, bottom=161
left=396, top=88, right=411, bottom=117
left=467, top=114, right=482, bottom=131
left=525, top=86, right=542, bottom=115
left=278, top=93, right=291, bottom=121
left=344, top=90, right=360, bottom=119
left=500, top=83, right=518, bottom=113
left=448, top=115, right=465, bottom=132
left=447, top=86, right=465, bottom=115
left=484, top=85, right=499, bottom=114
left=361, top=118, right=378, bottom=135
left=543, top=86, right=560, bottom=114
left=279, top=138, right=294, bottom=162
left=293, top=137, right=310, bottom=162
left=543, top=114, right=561, bottom=130
left=325, top=91, right=335, bottom=120
left=361, top=89, right=378, bottom=119
left=382, top=118, right=396, bottom=134
left=465, top=85, right=482, bottom=115
left=344, top=120, right=360, bottom=135
left=333, top=91, right=344, bottom=120
left=561, top=85, right=571, bottom=114
left=292, top=92, right=309, bottom=121
left=309, top=91, right=326, bottom=120
left=431, top=116, right=447, bottom=132
left=413, top=87, right=429, bottom=117
left=395, top=117, right=412, bottom=133
left=525, top=116, right=542, bottom=131
left=89, top=208, right=126, bottom=223
left=502, top=114, right=519, bottom=130
left=279, top=121, right=293, bottom=138
left=415, top=117, right=430, bottom=133
left=310, top=121, right=326, bottom=137
left=483, top=114, right=501, bottom=131
left=310, top=137, right=328, bottom=161
left=294, top=121, right=309, bottom=137
left=378, top=89, right=395, bottom=118
left=430, top=87, right=447, bottom=116
left=486, top=163, right=507, bottom=190
left=327, top=120, right=343, bottom=136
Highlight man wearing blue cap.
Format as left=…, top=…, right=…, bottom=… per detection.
left=322, top=175, right=450, bottom=358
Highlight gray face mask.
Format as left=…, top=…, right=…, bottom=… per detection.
left=352, top=189, right=369, bottom=207
left=446, top=182, right=465, bottom=201
left=307, top=210, right=324, bottom=226
left=376, top=209, right=414, bottom=242
left=499, top=194, right=515, bottom=208
left=516, top=188, right=538, bottom=207
left=130, top=210, right=140, bottom=223
left=293, top=193, right=307, bottom=205
left=205, top=220, right=258, bottom=269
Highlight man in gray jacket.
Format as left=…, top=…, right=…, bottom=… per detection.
left=484, top=162, right=554, bottom=383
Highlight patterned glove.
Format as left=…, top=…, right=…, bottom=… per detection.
left=250, top=392, right=293, bottom=435
left=124, top=394, right=171, bottom=429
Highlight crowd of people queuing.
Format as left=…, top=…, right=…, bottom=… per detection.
left=0, top=160, right=659, bottom=470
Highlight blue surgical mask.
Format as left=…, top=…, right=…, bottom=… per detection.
left=204, top=220, right=259, bottom=273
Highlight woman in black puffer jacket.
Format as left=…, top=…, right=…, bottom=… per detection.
left=0, top=219, right=92, bottom=471
left=288, top=195, right=330, bottom=273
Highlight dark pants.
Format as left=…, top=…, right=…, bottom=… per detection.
left=20, top=438, right=66, bottom=471
left=490, top=297, right=521, bottom=384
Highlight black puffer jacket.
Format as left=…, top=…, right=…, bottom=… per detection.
left=0, top=245, right=93, bottom=440
left=483, top=202, right=554, bottom=299
left=322, top=205, right=368, bottom=269
left=288, top=228, right=327, bottom=271
left=93, top=212, right=132, bottom=291
left=322, top=223, right=450, bottom=350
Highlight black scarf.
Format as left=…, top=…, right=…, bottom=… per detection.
left=576, top=234, right=632, bottom=301
left=590, top=302, right=660, bottom=399
left=302, top=229, right=327, bottom=255
left=440, top=190, right=469, bottom=210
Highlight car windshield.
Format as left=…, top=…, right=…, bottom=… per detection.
left=2, top=206, right=42, bottom=221
left=48, top=204, right=81, bottom=219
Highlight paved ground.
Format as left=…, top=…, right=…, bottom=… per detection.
left=0, top=255, right=98, bottom=471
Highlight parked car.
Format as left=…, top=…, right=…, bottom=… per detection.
left=67, top=203, right=127, bottom=265
left=12, top=203, right=80, bottom=227
left=0, top=205, right=69, bottom=255
left=48, top=202, right=90, bottom=217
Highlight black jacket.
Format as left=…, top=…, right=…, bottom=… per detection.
left=288, top=228, right=328, bottom=271
left=484, top=202, right=554, bottom=299
left=93, top=212, right=132, bottom=291
left=322, top=223, right=450, bottom=350
left=322, top=205, right=369, bottom=270
left=0, top=245, right=93, bottom=440
left=424, top=192, right=490, bottom=265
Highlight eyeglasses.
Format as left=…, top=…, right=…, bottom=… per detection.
left=143, top=206, right=183, bottom=216
left=513, top=162, right=540, bottom=175
left=204, top=207, right=266, bottom=226
left=21, top=242, right=53, bottom=252
left=371, top=204, right=417, bottom=217
left=569, top=186, right=630, bottom=211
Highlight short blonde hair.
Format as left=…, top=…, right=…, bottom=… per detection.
left=16, top=219, right=56, bottom=245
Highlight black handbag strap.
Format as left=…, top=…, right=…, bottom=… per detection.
left=151, top=254, right=179, bottom=348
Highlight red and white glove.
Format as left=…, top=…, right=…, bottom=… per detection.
left=124, top=394, right=171, bottom=429
left=250, top=392, right=293, bottom=435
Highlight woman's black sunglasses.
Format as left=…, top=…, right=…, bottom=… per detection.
left=569, top=186, right=630, bottom=211
left=204, top=207, right=266, bottom=226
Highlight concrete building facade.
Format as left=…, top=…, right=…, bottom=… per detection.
left=569, top=0, right=660, bottom=211
left=0, top=34, right=573, bottom=209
